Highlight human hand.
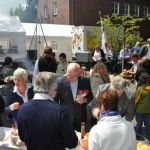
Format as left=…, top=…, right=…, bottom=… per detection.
left=126, top=70, right=130, bottom=73
left=97, top=57, right=102, bottom=61
left=92, top=56, right=97, bottom=62
left=9, top=102, right=21, bottom=111
left=92, top=108, right=100, bottom=119
left=76, top=95, right=87, bottom=105
left=4, top=76, right=10, bottom=82
left=4, top=76, right=13, bottom=82
left=122, top=69, right=127, bottom=72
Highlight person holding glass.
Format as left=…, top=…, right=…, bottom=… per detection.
left=54, top=63, right=93, bottom=132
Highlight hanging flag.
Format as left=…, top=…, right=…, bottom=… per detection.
left=99, top=11, right=107, bottom=54
left=101, top=27, right=107, bottom=54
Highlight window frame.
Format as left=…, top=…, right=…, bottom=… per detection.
left=112, top=2, right=120, bottom=15
left=133, top=5, right=139, bottom=17
left=143, top=6, right=149, bottom=18
left=122, top=3, right=130, bottom=16
left=53, top=2, right=58, bottom=16
left=51, top=41, right=57, bottom=50
left=44, top=5, right=48, bottom=19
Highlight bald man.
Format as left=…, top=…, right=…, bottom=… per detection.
left=54, top=63, right=93, bottom=131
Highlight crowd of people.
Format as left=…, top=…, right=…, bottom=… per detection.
left=0, top=38, right=150, bottom=150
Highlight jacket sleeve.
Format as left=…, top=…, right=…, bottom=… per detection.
left=5, top=91, right=14, bottom=113
left=60, top=106, right=78, bottom=149
left=101, top=49, right=105, bottom=58
left=86, top=77, right=93, bottom=103
left=0, top=94, right=4, bottom=113
left=54, top=78, right=62, bottom=103
left=17, top=108, right=25, bottom=141
left=90, top=84, right=107, bottom=114
left=139, top=45, right=147, bottom=59
left=124, top=93, right=135, bottom=121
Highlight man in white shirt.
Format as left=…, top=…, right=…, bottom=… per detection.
left=56, top=53, right=68, bottom=76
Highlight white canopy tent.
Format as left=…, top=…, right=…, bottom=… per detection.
left=0, top=15, right=26, bottom=62
left=22, top=23, right=74, bottom=61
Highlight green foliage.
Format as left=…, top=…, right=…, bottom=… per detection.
left=9, top=4, right=26, bottom=22
left=97, top=14, right=144, bottom=51
left=91, top=28, right=101, bottom=45
left=9, top=0, right=38, bottom=23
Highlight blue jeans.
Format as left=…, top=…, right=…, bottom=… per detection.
left=135, top=112, right=150, bottom=137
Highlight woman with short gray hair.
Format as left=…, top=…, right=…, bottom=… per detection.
left=5, top=68, right=34, bottom=126
left=111, top=76, right=127, bottom=91
left=33, top=72, right=57, bottom=98
left=13, top=67, right=28, bottom=82
left=92, top=76, right=135, bottom=122
left=17, top=72, right=78, bottom=150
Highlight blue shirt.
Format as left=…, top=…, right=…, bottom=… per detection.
left=119, top=49, right=130, bottom=59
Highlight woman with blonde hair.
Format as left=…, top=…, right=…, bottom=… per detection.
left=88, top=62, right=110, bottom=130
left=90, top=62, right=110, bottom=96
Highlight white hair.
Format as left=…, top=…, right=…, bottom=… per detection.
left=13, top=68, right=28, bottom=82
left=111, top=76, right=127, bottom=90
left=34, top=72, right=57, bottom=94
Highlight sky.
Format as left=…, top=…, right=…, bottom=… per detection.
left=0, top=0, right=26, bottom=15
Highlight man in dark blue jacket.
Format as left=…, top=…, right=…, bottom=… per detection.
left=17, top=72, right=78, bottom=150
left=54, top=63, right=93, bottom=132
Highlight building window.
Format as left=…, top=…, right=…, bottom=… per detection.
left=44, top=5, right=48, bottom=20
left=133, top=5, right=139, bottom=17
left=0, top=41, right=9, bottom=54
left=53, top=2, right=58, bottom=16
left=112, top=2, right=119, bottom=14
left=143, top=6, right=149, bottom=17
left=51, top=41, right=57, bottom=50
left=122, top=3, right=130, bottom=16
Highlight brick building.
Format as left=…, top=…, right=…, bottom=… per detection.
left=37, top=0, right=150, bottom=38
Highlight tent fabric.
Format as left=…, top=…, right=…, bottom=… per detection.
left=0, top=15, right=26, bottom=62
left=0, top=15, right=25, bottom=33
left=22, top=23, right=74, bottom=37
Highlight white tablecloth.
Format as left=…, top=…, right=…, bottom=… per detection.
left=0, top=127, right=82, bottom=150
left=0, top=127, right=26, bottom=150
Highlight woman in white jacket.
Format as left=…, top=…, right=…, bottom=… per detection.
left=88, top=88, right=136, bottom=150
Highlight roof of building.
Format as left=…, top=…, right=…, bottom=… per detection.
left=22, top=23, right=74, bottom=37
left=0, top=15, right=25, bottom=33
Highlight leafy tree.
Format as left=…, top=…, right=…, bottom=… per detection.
left=97, top=14, right=144, bottom=51
left=9, top=0, right=38, bottom=23
left=9, top=4, right=26, bottom=22
left=25, top=0, right=38, bottom=22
